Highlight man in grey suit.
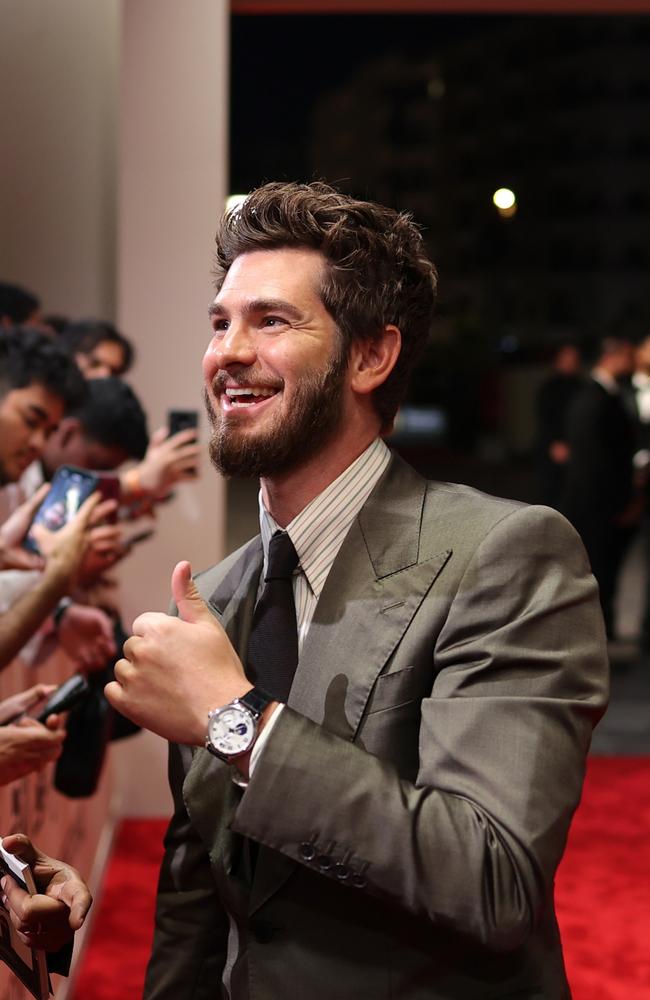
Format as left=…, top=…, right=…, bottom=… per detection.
left=107, top=182, right=608, bottom=999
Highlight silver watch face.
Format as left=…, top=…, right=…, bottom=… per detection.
left=208, top=704, right=256, bottom=757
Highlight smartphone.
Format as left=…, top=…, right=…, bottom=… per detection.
left=35, top=674, right=90, bottom=723
left=168, top=409, right=199, bottom=438
left=123, top=527, right=155, bottom=549
left=96, top=473, right=121, bottom=522
left=24, top=465, right=98, bottom=554
left=0, top=674, right=91, bottom=727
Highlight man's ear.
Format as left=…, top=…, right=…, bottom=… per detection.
left=349, top=325, right=401, bottom=397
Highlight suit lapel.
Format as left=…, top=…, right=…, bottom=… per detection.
left=290, top=455, right=450, bottom=738
left=207, top=536, right=263, bottom=646
left=250, top=455, right=452, bottom=913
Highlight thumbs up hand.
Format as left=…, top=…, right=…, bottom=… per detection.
left=105, top=561, right=252, bottom=745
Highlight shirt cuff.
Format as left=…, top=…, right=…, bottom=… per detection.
left=250, top=703, right=284, bottom=775
left=232, top=703, right=284, bottom=788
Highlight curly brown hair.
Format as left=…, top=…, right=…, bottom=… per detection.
left=213, top=181, right=438, bottom=428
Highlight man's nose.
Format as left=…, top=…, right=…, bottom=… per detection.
left=30, top=426, right=48, bottom=454
left=206, top=322, right=257, bottom=372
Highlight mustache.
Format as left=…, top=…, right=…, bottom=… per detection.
left=211, top=370, right=284, bottom=393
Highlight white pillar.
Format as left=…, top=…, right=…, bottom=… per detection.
left=114, top=0, right=229, bottom=815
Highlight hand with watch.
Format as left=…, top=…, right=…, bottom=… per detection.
left=107, top=563, right=279, bottom=776
left=206, top=688, right=274, bottom=762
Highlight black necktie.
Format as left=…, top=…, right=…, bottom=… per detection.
left=246, top=530, right=300, bottom=702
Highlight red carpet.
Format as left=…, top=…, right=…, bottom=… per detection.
left=72, top=757, right=650, bottom=999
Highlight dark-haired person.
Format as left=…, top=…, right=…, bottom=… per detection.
left=106, top=182, right=607, bottom=1000
left=58, top=320, right=134, bottom=378
left=41, top=376, right=149, bottom=479
left=0, top=490, right=108, bottom=669
left=0, top=328, right=86, bottom=489
left=0, top=282, right=46, bottom=330
left=39, top=374, right=200, bottom=521
left=0, top=329, right=119, bottom=671
left=54, top=327, right=200, bottom=504
left=560, top=336, right=640, bottom=638
left=535, top=340, right=584, bottom=508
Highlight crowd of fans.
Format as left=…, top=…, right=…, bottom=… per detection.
left=0, top=279, right=200, bottom=795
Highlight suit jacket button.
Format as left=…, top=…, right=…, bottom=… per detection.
left=351, top=874, right=366, bottom=889
left=334, top=863, right=349, bottom=880
left=299, top=842, right=316, bottom=861
left=250, top=918, right=275, bottom=944
left=317, top=854, right=332, bottom=871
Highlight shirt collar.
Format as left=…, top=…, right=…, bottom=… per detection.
left=259, top=437, right=391, bottom=598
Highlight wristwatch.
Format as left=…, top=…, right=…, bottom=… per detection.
left=205, top=687, right=274, bottom=762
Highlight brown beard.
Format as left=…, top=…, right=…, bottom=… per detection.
left=205, top=347, right=348, bottom=479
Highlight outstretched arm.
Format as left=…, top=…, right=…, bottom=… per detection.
left=0, top=833, right=92, bottom=956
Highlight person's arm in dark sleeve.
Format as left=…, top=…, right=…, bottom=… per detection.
left=143, top=742, right=230, bottom=999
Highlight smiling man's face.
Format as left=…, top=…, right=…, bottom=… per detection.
left=202, top=248, right=350, bottom=479
left=0, top=382, right=64, bottom=484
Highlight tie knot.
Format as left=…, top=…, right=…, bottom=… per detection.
left=265, top=531, right=299, bottom=581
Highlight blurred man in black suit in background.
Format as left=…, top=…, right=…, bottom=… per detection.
left=561, top=336, right=639, bottom=637
left=630, top=334, right=650, bottom=648
left=536, top=341, right=584, bottom=508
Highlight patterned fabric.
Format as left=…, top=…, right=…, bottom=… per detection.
left=258, top=437, right=391, bottom=651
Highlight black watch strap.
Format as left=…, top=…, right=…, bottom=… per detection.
left=240, top=687, right=274, bottom=717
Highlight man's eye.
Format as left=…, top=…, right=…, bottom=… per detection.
left=262, top=316, right=286, bottom=328
left=211, top=320, right=229, bottom=334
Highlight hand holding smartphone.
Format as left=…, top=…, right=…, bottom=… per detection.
left=168, top=409, right=199, bottom=439
left=23, top=466, right=98, bottom=555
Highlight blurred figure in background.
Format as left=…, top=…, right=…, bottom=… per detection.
left=0, top=328, right=119, bottom=670
left=0, top=685, right=65, bottom=786
left=535, top=341, right=584, bottom=508
left=560, top=336, right=639, bottom=638
left=0, top=490, right=108, bottom=669
left=0, top=282, right=48, bottom=331
left=58, top=320, right=134, bottom=378
left=40, top=375, right=149, bottom=490
left=54, top=326, right=200, bottom=508
left=38, top=376, right=199, bottom=796
left=630, top=334, right=650, bottom=649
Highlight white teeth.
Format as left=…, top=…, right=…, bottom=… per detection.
left=225, top=387, right=276, bottom=398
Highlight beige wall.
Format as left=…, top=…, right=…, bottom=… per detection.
left=0, top=0, right=230, bottom=817
left=0, top=0, right=120, bottom=318
left=113, top=0, right=229, bottom=816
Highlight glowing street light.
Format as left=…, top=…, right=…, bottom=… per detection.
left=493, top=188, right=517, bottom=218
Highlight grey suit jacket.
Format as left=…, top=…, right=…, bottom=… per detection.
left=144, top=454, right=608, bottom=1000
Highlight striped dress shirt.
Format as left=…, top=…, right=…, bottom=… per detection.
left=246, top=437, right=391, bottom=775
left=259, top=436, right=391, bottom=653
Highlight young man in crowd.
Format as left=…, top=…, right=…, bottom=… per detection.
left=0, top=329, right=119, bottom=669
left=24, top=182, right=608, bottom=999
